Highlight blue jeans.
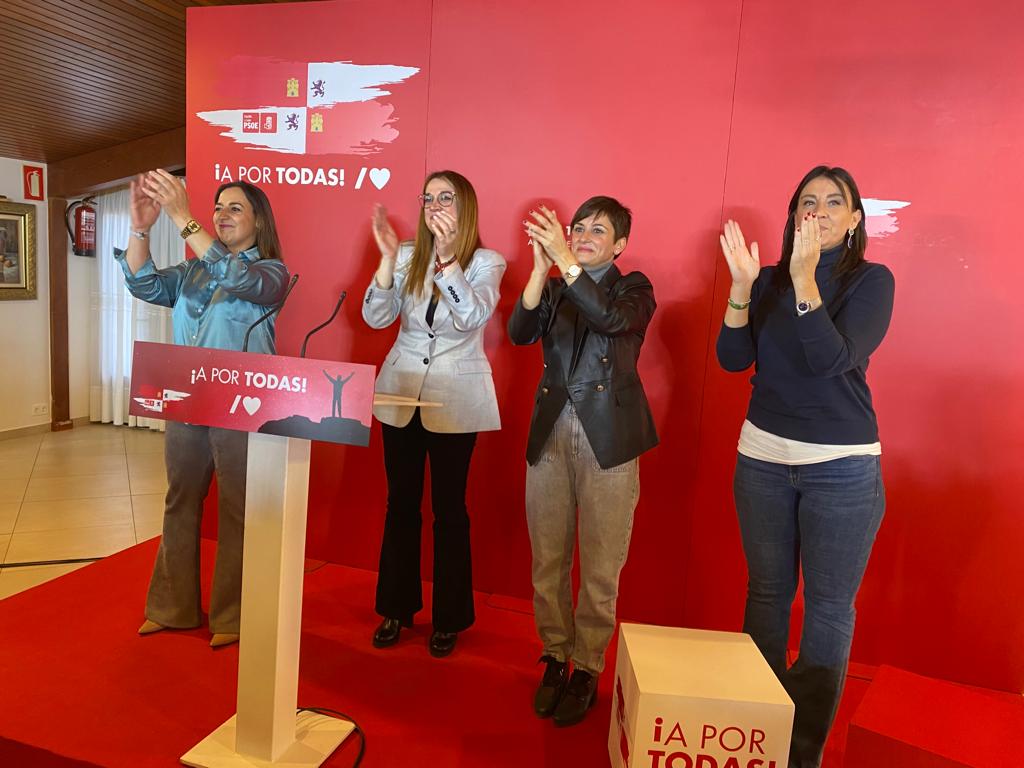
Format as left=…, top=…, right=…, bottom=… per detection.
left=733, top=453, right=885, bottom=768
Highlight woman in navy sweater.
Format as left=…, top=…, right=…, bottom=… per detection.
left=716, top=166, right=894, bottom=768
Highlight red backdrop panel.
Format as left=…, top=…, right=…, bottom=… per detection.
left=186, top=0, right=1024, bottom=693
left=186, top=0, right=432, bottom=569
left=422, top=0, right=742, bottom=624
left=689, top=0, right=1024, bottom=691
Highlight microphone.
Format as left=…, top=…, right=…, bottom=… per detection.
left=300, top=291, right=347, bottom=358
left=242, top=273, right=299, bottom=353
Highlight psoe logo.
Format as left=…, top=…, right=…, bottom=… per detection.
left=242, top=113, right=261, bottom=133
left=242, top=112, right=277, bottom=134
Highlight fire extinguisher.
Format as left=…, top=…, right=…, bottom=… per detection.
left=65, top=197, right=97, bottom=257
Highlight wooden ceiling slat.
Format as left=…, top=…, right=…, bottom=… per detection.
left=2, top=6, right=183, bottom=78
left=1, top=50, right=184, bottom=103
left=128, top=0, right=186, bottom=23
left=41, top=0, right=185, bottom=41
left=2, top=101, right=175, bottom=138
left=2, top=102, right=175, bottom=139
left=103, top=0, right=189, bottom=33
left=3, top=15, right=159, bottom=71
left=0, top=119, right=164, bottom=152
left=2, top=74, right=180, bottom=119
left=4, top=1, right=183, bottom=65
left=45, top=0, right=186, bottom=48
left=0, top=0, right=327, bottom=164
left=11, top=0, right=186, bottom=49
left=2, top=41, right=184, bottom=102
left=20, top=0, right=186, bottom=63
left=0, top=55, right=184, bottom=108
left=2, top=32, right=185, bottom=93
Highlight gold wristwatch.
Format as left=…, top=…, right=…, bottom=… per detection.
left=180, top=219, right=202, bottom=239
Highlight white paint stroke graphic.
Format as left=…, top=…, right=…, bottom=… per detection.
left=196, top=60, right=420, bottom=155
left=306, top=62, right=419, bottom=105
left=863, top=198, right=911, bottom=238
left=197, top=107, right=308, bottom=154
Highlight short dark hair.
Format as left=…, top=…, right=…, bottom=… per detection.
left=214, top=181, right=283, bottom=262
left=570, top=196, right=632, bottom=244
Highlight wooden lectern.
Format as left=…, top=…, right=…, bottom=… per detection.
left=129, top=341, right=434, bottom=768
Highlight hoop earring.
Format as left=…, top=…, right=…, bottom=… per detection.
left=846, top=227, right=856, bottom=249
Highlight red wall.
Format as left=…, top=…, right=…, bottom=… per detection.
left=188, top=0, right=1024, bottom=693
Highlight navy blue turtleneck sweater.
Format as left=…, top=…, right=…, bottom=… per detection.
left=716, top=245, right=895, bottom=445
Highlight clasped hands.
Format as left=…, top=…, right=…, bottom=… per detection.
left=129, top=169, right=193, bottom=232
left=523, top=205, right=576, bottom=277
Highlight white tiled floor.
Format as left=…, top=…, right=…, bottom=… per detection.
left=0, top=424, right=166, bottom=600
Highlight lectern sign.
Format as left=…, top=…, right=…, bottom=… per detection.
left=129, top=341, right=374, bottom=446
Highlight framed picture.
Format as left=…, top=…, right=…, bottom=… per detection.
left=0, top=200, right=37, bottom=300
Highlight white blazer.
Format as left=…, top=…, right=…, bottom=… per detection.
left=363, top=244, right=506, bottom=433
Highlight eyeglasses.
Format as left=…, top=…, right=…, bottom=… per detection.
left=418, top=191, right=456, bottom=208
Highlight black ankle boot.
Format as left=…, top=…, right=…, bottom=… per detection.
left=533, top=655, right=568, bottom=717
left=553, top=668, right=597, bottom=726
left=428, top=630, right=458, bottom=658
left=372, top=617, right=407, bottom=648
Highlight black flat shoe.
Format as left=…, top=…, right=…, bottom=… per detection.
left=533, top=655, right=568, bottom=718
left=372, top=617, right=410, bottom=648
left=428, top=630, right=457, bottom=658
left=553, top=668, right=597, bottom=727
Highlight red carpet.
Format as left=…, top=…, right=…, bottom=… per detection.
left=0, top=540, right=868, bottom=767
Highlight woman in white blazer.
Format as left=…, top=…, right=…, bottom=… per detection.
left=362, top=170, right=505, bottom=657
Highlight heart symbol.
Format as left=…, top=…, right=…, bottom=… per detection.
left=369, top=168, right=391, bottom=190
left=242, top=396, right=261, bottom=415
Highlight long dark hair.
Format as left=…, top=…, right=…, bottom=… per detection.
left=772, top=165, right=865, bottom=292
left=404, top=170, right=481, bottom=299
left=215, top=181, right=284, bottom=262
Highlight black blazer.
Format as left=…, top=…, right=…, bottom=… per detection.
left=507, top=264, right=659, bottom=469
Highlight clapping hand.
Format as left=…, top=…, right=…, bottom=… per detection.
left=789, top=212, right=821, bottom=285
left=427, top=208, right=458, bottom=261
left=371, top=204, right=399, bottom=262
left=524, top=222, right=554, bottom=276
left=142, top=169, right=192, bottom=227
left=130, top=174, right=161, bottom=232
left=719, top=219, right=760, bottom=289
left=524, top=205, right=573, bottom=271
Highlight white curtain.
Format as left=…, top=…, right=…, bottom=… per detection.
left=89, top=187, right=183, bottom=430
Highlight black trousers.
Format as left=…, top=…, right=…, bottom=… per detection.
left=376, top=409, right=478, bottom=632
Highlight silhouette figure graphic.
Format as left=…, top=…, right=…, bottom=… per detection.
left=323, top=370, right=355, bottom=418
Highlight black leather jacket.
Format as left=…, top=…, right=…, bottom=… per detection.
left=507, top=264, right=658, bottom=469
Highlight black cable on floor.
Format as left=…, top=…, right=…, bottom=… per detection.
left=0, top=556, right=101, bottom=570
left=297, top=707, right=365, bottom=767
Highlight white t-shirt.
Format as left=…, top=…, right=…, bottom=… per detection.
left=738, top=419, right=881, bottom=466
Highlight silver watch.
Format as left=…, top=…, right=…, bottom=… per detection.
left=796, top=298, right=819, bottom=316
left=564, top=264, right=583, bottom=280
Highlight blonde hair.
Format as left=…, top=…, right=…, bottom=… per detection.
left=403, top=170, right=481, bottom=299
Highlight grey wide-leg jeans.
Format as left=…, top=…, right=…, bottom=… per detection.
left=144, top=422, right=248, bottom=634
left=525, top=403, right=639, bottom=674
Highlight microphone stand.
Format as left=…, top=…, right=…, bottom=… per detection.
left=242, top=274, right=299, bottom=353
left=300, top=291, right=346, bottom=358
